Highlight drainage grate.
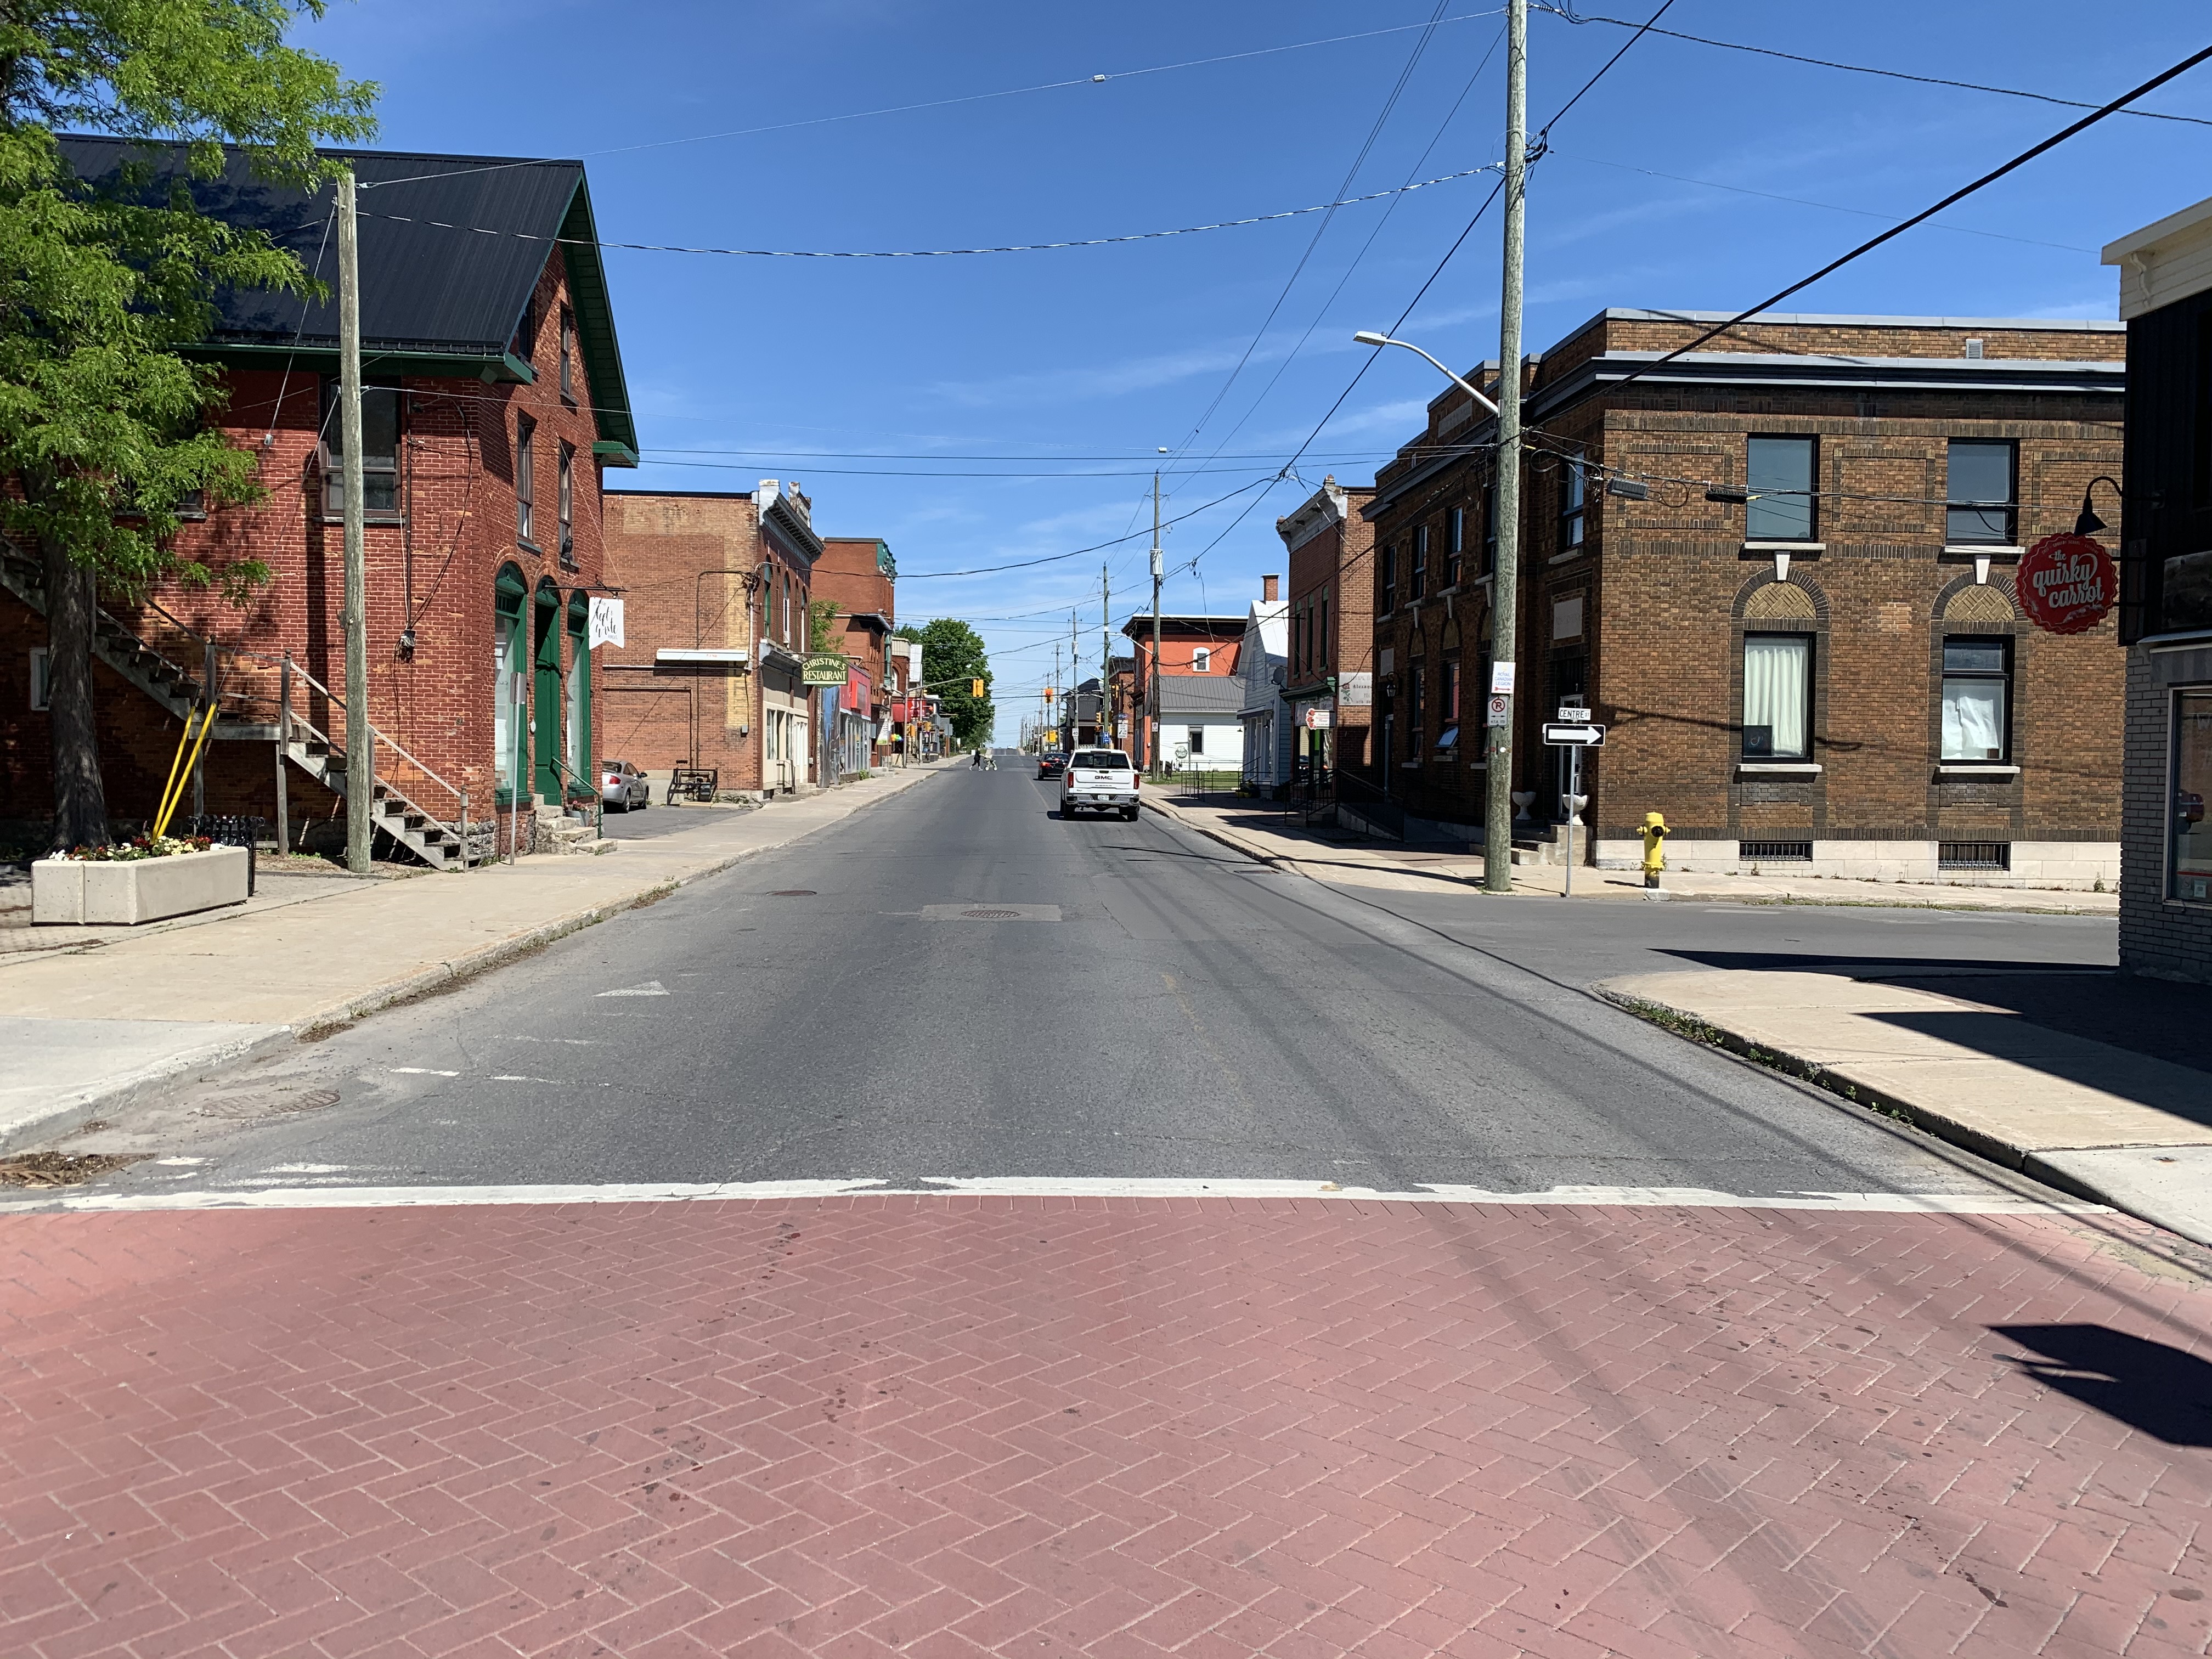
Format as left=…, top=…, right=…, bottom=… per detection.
left=1740, top=840, right=1812, bottom=863
left=919, top=903, right=1063, bottom=923
left=963, top=909, right=1024, bottom=919
left=1939, top=841, right=2010, bottom=870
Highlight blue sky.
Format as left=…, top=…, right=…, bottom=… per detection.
left=308, top=1, right=2212, bottom=739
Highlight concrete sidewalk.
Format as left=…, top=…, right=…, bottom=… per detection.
left=1602, top=967, right=2212, bottom=1248
left=1146, top=793, right=2120, bottom=913
left=0, top=761, right=954, bottom=1151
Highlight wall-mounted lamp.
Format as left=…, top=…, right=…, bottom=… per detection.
left=2074, top=475, right=2122, bottom=537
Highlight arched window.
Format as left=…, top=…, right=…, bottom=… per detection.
left=494, top=563, right=527, bottom=802
left=567, top=591, right=592, bottom=793
left=1740, top=580, right=1818, bottom=760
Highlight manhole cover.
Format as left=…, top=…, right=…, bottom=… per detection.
left=769, top=889, right=816, bottom=897
left=195, top=1086, right=342, bottom=1121
left=918, top=904, right=1062, bottom=923
left=963, top=909, right=1024, bottom=919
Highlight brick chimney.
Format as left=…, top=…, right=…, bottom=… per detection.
left=1263, top=574, right=1280, bottom=601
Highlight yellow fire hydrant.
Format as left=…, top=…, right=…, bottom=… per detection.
left=1639, top=811, right=1668, bottom=889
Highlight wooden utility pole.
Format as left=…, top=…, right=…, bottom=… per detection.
left=337, top=167, right=373, bottom=874
left=1485, top=0, right=1528, bottom=894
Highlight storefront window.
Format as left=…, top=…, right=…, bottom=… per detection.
left=2174, top=687, right=2212, bottom=902
left=1940, top=637, right=2011, bottom=760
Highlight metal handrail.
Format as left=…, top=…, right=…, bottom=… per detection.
left=283, top=656, right=466, bottom=816
left=546, top=753, right=604, bottom=834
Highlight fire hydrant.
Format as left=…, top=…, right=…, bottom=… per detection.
left=1639, top=811, right=1668, bottom=889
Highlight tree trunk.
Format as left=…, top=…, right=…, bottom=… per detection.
left=42, top=534, right=109, bottom=849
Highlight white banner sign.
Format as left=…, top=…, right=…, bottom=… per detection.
left=1488, top=661, right=1516, bottom=695
left=587, top=596, right=625, bottom=651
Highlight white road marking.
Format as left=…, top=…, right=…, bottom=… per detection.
left=389, top=1067, right=460, bottom=1077
left=597, top=981, right=669, bottom=997
left=12, top=1176, right=2106, bottom=1216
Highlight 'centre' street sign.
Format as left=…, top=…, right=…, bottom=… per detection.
left=1542, top=722, right=1606, bottom=747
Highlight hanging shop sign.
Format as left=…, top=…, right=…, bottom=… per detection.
left=2017, top=533, right=2117, bottom=635
left=586, top=596, right=625, bottom=650
left=801, top=653, right=852, bottom=686
left=1304, top=707, right=1334, bottom=729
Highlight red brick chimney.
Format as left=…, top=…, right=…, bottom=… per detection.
left=1263, top=574, right=1280, bottom=601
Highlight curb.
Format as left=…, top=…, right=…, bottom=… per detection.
left=7, top=766, right=945, bottom=1149
left=1140, top=795, right=1283, bottom=865
left=1597, top=983, right=2212, bottom=1251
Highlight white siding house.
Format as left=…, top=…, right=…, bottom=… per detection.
left=1238, top=597, right=1289, bottom=789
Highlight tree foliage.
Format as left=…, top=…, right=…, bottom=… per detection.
left=907, top=618, right=992, bottom=748
left=0, top=1, right=378, bottom=843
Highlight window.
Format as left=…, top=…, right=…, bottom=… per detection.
left=1192, top=647, right=1212, bottom=674
left=1747, top=436, right=1816, bottom=541
left=1410, top=524, right=1429, bottom=600
left=1441, top=657, right=1461, bottom=725
left=1408, top=659, right=1426, bottom=755
left=516, top=415, right=537, bottom=545
left=1947, top=440, right=2017, bottom=544
left=1187, top=727, right=1205, bottom=755
left=558, top=306, right=576, bottom=403
left=1940, top=637, right=2011, bottom=760
left=557, top=442, right=575, bottom=566
left=1318, top=592, right=1329, bottom=668
left=516, top=296, right=537, bottom=363
left=29, top=647, right=49, bottom=711
left=1447, top=507, right=1464, bottom=587
left=1742, top=634, right=1812, bottom=759
left=1380, top=543, right=1397, bottom=612
left=2170, top=689, right=2212, bottom=901
left=1558, top=455, right=1586, bottom=554
left=321, top=382, right=400, bottom=517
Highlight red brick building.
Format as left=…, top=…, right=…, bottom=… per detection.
left=1, top=140, right=640, bottom=864
left=814, top=537, right=897, bottom=776
left=599, top=484, right=822, bottom=799
left=1363, top=309, right=2125, bottom=885
left=1276, top=477, right=1376, bottom=785
left=1120, top=613, right=1244, bottom=772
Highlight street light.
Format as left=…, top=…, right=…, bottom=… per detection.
left=1355, top=327, right=1518, bottom=893
left=1353, top=332, right=1499, bottom=417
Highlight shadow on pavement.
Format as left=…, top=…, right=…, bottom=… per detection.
left=1990, top=1325, right=2212, bottom=1447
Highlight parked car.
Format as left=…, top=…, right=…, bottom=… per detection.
left=1061, top=748, right=1139, bottom=820
left=1037, top=752, right=1066, bottom=779
left=601, top=759, right=651, bottom=811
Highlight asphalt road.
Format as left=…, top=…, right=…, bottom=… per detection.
left=46, top=758, right=2119, bottom=1203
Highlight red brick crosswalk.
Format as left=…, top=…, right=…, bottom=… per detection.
left=2, top=1196, right=2207, bottom=1658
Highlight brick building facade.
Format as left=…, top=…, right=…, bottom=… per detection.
left=1, top=142, right=639, bottom=864
left=1275, top=478, right=1376, bottom=786
left=1363, top=309, right=2126, bottom=885
left=599, top=484, right=822, bottom=799
left=2104, top=202, right=2212, bottom=980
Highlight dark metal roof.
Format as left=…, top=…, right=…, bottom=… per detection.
left=56, top=136, right=638, bottom=463
left=1156, top=674, right=1245, bottom=717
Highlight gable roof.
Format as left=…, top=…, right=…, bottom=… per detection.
left=1158, top=674, right=1246, bottom=718
left=56, top=136, right=638, bottom=465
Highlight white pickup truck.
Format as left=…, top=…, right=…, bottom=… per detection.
left=1060, top=748, right=1141, bottom=821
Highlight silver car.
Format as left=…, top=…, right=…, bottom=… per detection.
left=600, top=759, right=651, bottom=811
left=1060, top=748, right=1139, bottom=820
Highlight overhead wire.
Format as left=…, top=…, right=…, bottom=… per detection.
left=1537, top=5, right=2212, bottom=129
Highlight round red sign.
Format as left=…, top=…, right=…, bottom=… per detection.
left=2015, top=532, right=2117, bottom=635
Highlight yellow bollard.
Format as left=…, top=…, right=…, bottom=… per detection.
left=1639, top=810, right=1668, bottom=890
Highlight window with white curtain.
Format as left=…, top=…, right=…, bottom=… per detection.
left=1742, top=634, right=1812, bottom=758
left=1940, top=637, right=2010, bottom=760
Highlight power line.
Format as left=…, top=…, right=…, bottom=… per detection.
left=1539, top=5, right=2212, bottom=129
left=1577, top=38, right=2212, bottom=407
left=1530, top=0, right=1677, bottom=150
left=353, top=164, right=1500, bottom=259
left=897, top=478, right=1273, bottom=579
left=358, top=10, right=1510, bottom=192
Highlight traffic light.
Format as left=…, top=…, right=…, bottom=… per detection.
left=970, top=678, right=985, bottom=698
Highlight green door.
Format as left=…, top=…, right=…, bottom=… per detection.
left=534, top=579, right=562, bottom=800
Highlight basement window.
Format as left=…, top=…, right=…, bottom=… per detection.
left=1939, top=841, right=2010, bottom=870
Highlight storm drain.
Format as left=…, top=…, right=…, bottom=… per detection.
left=918, top=903, right=1062, bottom=923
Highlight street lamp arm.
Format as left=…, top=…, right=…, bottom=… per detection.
left=1353, top=331, right=1499, bottom=417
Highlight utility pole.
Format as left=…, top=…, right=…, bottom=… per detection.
left=1484, top=0, right=1528, bottom=896
left=1149, top=471, right=1163, bottom=775
left=1070, top=609, right=1081, bottom=742
left=1101, top=561, right=1113, bottom=752
left=337, top=166, right=373, bottom=876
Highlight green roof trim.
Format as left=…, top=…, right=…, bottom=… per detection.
left=554, top=178, right=640, bottom=466
left=592, top=439, right=640, bottom=469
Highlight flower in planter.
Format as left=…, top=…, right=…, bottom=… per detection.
left=63, top=834, right=213, bottom=862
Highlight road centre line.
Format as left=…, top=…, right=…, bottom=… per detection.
left=10, top=1176, right=2107, bottom=1215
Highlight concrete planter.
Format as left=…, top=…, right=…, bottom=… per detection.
left=32, top=845, right=250, bottom=926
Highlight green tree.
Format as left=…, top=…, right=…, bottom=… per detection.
left=905, top=618, right=992, bottom=749
left=1, top=2, right=377, bottom=846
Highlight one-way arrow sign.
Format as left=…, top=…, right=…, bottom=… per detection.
left=1542, top=722, right=1606, bottom=747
